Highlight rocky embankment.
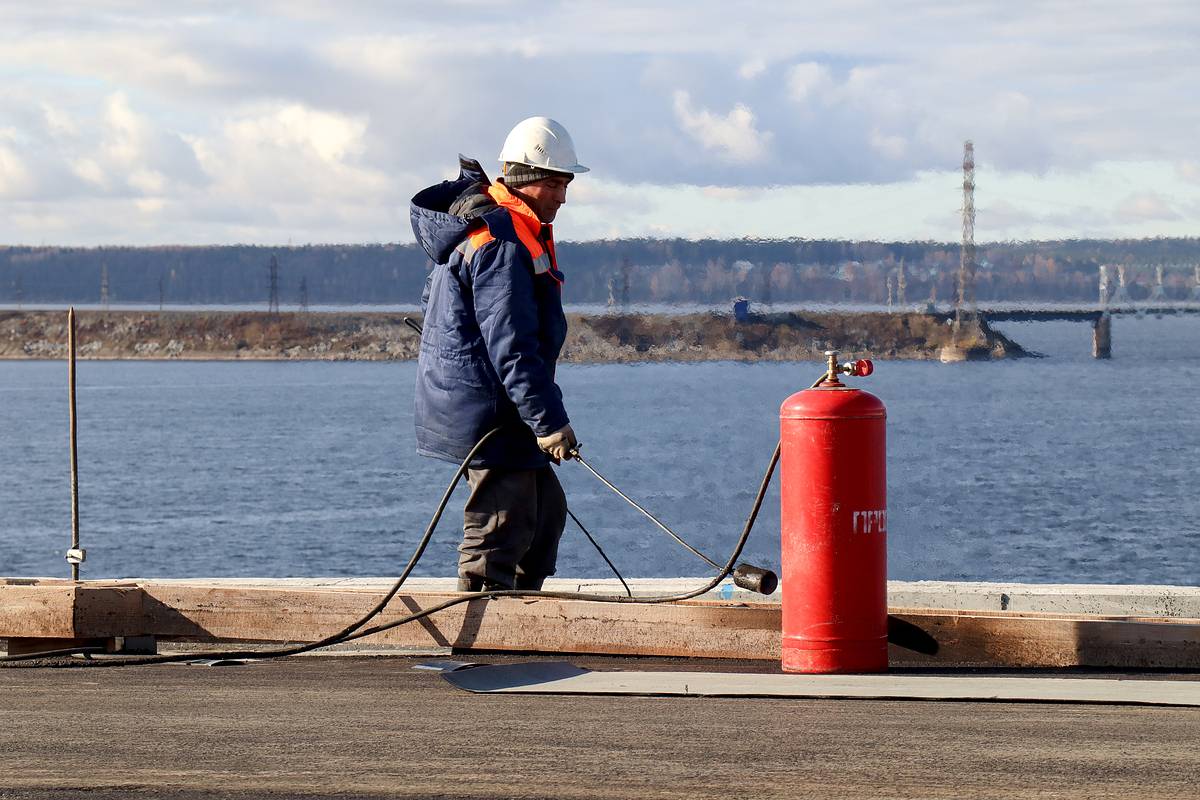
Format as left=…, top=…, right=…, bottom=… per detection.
left=0, top=310, right=1027, bottom=362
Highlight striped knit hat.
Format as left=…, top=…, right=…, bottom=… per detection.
left=501, top=162, right=574, bottom=189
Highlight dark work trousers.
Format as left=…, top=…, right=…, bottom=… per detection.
left=459, top=465, right=567, bottom=589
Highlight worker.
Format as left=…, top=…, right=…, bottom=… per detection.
left=409, top=117, right=589, bottom=592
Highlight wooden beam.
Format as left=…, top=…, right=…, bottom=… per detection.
left=0, top=583, right=78, bottom=640
left=137, top=584, right=780, bottom=660
left=888, top=608, right=1200, bottom=669
left=4, top=581, right=1200, bottom=668
left=0, top=582, right=144, bottom=639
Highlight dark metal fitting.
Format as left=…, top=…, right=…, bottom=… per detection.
left=820, top=351, right=873, bottom=385
left=732, top=563, right=779, bottom=595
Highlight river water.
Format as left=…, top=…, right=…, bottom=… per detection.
left=1, top=315, right=1197, bottom=585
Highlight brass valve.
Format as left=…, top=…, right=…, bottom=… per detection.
left=821, top=350, right=874, bottom=386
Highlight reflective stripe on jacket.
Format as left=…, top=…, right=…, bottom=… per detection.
left=409, top=156, right=569, bottom=469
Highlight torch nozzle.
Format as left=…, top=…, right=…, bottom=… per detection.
left=732, top=563, right=779, bottom=595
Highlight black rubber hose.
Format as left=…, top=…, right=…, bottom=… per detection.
left=335, top=441, right=780, bottom=644
left=4, top=371, right=817, bottom=667
left=0, top=428, right=502, bottom=666
left=3, top=440, right=779, bottom=667
left=0, top=646, right=106, bottom=663
left=1, top=316, right=790, bottom=666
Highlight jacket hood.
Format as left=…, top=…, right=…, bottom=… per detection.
left=410, top=155, right=491, bottom=264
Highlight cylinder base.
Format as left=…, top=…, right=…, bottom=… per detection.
left=782, top=636, right=888, bottom=674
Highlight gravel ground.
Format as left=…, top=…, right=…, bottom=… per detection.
left=2, top=654, right=1198, bottom=799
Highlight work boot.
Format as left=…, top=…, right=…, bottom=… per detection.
left=456, top=575, right=511, bottom=592
left=514, top=574, right=546, bottom=591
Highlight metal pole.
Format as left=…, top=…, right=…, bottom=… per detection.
left=68, top=307, right=81, bottom=581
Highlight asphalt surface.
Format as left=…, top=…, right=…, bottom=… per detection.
left=2, top=655, right=1199, bottom=799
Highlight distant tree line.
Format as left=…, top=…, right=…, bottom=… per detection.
left=1, top=237, right=1198, bottom=307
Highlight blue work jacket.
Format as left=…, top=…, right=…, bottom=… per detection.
left=409, top=157, right=569, bottom=469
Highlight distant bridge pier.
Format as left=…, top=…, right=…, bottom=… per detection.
left=1150, top=265, right=1167, bottom=303
left=1112, top=265, right=1132, bottom=305
left=1093, top=312, right=1112, bottom=359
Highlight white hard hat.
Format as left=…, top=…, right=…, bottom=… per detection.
left=498, top=116, right=589, bottom=174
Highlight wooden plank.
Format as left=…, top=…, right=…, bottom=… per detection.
left=137, top=585, right=780, bottom=660
left=4, top=580, right=1200, bottom=668
left=73, top=586, right=147, bottom=637
left=0, top=584, right=80, bottom=639
left=0, top=582, right=149, bottom=640
left=136, top=585, right=1200, bottom=668
left=888, top=608, right=1200, bottom=668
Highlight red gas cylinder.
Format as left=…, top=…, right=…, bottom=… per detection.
left=779, top=352, right=887, bottom=673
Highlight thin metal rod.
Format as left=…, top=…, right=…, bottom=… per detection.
left=566, top=508, right=631, bottom=597
left=569, top=373, right=825, bottom=573
left=572, top=453, right=721, bottom=570
left=68, top=307, right=80, bottom=581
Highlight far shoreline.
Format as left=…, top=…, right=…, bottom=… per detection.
left=0, top=308, right=1027, bottom=363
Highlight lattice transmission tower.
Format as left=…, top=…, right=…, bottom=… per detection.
left=954, top=140, right=976, bottom=330
left=268, top=255, right=280, bottom=315
left=100, top=264, right=110, bottom=310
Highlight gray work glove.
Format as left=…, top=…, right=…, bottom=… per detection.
left=449, top=181, right=497, bottom=220
left=537, top=424, right=578, bottom=464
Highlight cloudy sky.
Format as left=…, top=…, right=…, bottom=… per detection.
left=2, top=1, right=1198, bottom=245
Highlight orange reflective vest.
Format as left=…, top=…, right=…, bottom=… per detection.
left=453, top=182, right=561, bottom=285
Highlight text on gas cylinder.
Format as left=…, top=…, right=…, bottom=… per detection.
left=851, top=510, right=887, bottom=534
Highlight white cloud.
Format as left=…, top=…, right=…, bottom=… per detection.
left=1114, top=192, right=1181, bottom=222
left=672, top=91, right=772, bottom=164
left=738, top=58, right=766, bottom=80
left=0, top=142, right=32, bottom=197
left=992, top=90, right=1033, bottom=124
left=129, top=168, right=167, bottom=194
left=40, top=103, right=79, bottom=138
left=102, top=92, right=150, bottom=168
left=134, top=196, right=165, bottom=214
left=188, top=103, right=387, bottom=204
left=1, top=31, right=231, bottom=92
left=787, top=62, right=834, bottom=103
left=224, top=104, right=367, bottom=164
left=870, top=129, right=908, bottom=160
left=2, top=2, right=1200, bottom=243
left=45, top=92, right=207, bottom=198
left=71, top=158, right=105, bottom=187
left=561, top=177, right=657, bottom=229
left=321, top=33, right=544, bottom=84
left=320, top=35, right=440, bottom=83
left=980, top=199, right=1113, bottom=241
